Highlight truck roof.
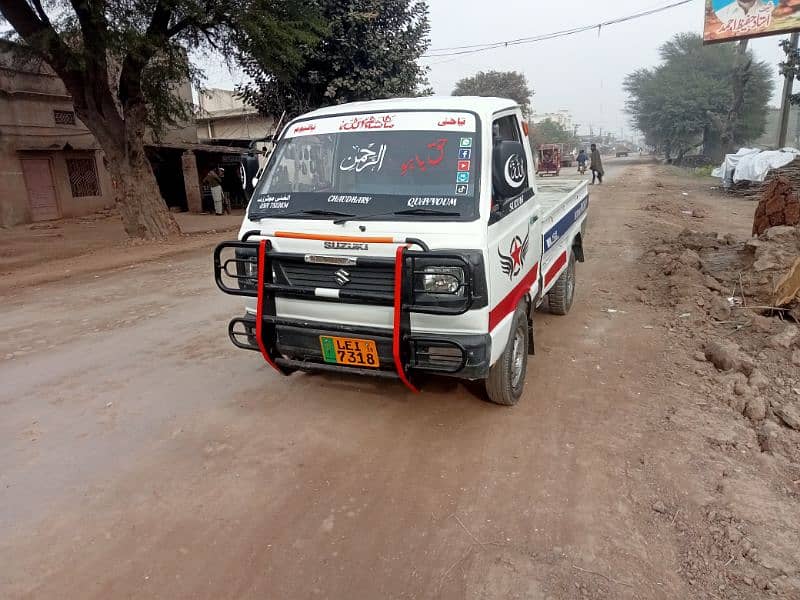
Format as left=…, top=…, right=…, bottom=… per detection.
left=302, top=96, right=520, bottom=119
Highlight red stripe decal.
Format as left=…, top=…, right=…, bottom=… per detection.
left=393, top=245, right=419, bottom=393
left=489, top=263, right=539, bottom=332
left=255, top=240, right=282, bottom=374
left=544, top=251, right=567, bottom=287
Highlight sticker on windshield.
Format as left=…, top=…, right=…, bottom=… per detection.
left=437, top=116, right=468, bottom=127
left=339, top=143, right=387, bottom=173
left=328, top=194, right=372, bottom=205
left=457, top=160, right=471, bottom=172
left=339, top=114, right=395, bottom=131
left=256, top=194, right=291, bottom=210
left=455, top=184, right=468, bottom=195
left=401, top=138, right=448, bottom=176
left=458, top=149, right=472, bottom=160
left=408, top=197, right=458, bottom=208
left=456, top=172, right=470, bottom=183
left=459, top=137, right=472, bottom=148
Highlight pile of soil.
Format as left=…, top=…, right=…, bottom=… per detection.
left=642, top=225, right=800, bottom=597
left=644, top=224, right=800, bottom=459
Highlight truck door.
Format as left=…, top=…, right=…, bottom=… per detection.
left=486, top=112, right=540, bottom=363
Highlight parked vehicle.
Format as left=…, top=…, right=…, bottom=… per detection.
left=214, top=97, right=589, bottom=406
left=561, top=148, right=574, bottom=168
left=536, top=144, right=562, bottom=177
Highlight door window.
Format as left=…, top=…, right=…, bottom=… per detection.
left=491, top=115, right=531, bottom=223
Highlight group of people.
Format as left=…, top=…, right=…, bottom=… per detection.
left=576, top=144, right=604, bottom=185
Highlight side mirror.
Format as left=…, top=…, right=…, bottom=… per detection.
left=493, top=140, right=528, bottom=200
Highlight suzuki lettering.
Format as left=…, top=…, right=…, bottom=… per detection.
left=324, top=242, right=369, bottom=251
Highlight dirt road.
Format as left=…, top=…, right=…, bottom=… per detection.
left=1, top=160, right=796, bottom=599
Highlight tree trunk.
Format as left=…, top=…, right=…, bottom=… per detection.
left=107, top=151, right=179, bottom=240
left=721, top=40, right=750, bottom=158
left=84, top=104, right=179, bottom=240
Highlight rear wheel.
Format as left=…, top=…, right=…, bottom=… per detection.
left=548, top=252, right=576, bottom=315
left=485, top=304, right=529, bottom=406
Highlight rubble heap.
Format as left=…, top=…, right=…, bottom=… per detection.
left=645, top=225, right=800, bottom=467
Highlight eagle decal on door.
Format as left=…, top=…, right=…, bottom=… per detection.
left=498, top=233, right=530, bottom=279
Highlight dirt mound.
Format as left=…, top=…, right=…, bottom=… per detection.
left=643, top=223, right=800, bottom=598
left=648, top=226, right=800, bottom=319
left=753, top=176, right=800, bottom=236
left=644, top=225, right=800, bottom=461
left=645, top=224, right=800, bottom=450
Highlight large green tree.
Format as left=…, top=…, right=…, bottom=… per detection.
left=624, top=33, right=772, bottom=162
left=239, top=0, right=431, bottom=118
left=529, top=118, right=575, bottom=148
left=452, top=70, right=533, bottom=116
left=0, top=0, right=317, bottom=238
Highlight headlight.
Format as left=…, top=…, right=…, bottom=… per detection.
left=235, top=248, right=258, bottom=290
left=421, top=266, right=464, bottom=296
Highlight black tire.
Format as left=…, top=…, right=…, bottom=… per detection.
left=484, top=304, right=529, bottom=406
left=548, top=252, right=576, bottom=315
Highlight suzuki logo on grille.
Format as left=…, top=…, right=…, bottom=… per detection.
left=334, top=268, right=351, bottom=287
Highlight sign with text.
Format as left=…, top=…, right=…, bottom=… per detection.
left=704, top=0, right=800, bottom=44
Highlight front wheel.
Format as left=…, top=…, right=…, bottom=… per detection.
left=485, top=304, right=529, bottom=406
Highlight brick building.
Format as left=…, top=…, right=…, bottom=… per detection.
left=0, top=41, right=243, bottom=227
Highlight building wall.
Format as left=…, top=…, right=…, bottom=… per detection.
left=0, top=41, right=204, bottom=227
left=0, top=43, right=115, bottom=226
left=150, top=78, right=199, bottom=146
left=196, top=87, right=275, bottom=142
left=197, top=115, right=275, bottom=141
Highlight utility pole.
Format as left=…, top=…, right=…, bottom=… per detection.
left=778, top=32, right=800, bottom=148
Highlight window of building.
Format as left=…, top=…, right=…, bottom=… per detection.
left=53, top=110, right=76, bottom=125
left=66, top=157, right=101, bottom=197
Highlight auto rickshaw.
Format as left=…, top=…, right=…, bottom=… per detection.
left=536, top=144, right=561, bottom=176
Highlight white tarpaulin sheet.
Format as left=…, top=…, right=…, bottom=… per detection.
left=713, top=147, right=800, bottom=186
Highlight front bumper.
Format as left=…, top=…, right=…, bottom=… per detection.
left=215, top=234, right=489, bottom=390
left=230, top=315, right=491, bottom=380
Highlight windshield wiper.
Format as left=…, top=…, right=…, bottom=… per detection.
left=333, top=207, right=461, bottom=224
left=394, top=208, right=461, bottom=217
left=274, top=209, right=357, bottom=219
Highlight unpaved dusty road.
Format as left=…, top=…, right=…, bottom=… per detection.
left=0, top=161, right=785, bottom=599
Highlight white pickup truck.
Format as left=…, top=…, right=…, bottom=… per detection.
left=214, top=97, right=588, bottom=405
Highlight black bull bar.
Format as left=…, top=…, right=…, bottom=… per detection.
left=213, top=231, right=481, bottom=392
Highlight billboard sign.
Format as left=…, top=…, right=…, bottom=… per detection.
left=704, top=0, right=800, bottom=44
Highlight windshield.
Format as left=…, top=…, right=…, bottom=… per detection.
left=248, top=111, right=480, bottom=222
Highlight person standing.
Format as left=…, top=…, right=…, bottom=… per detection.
left=203, top=167, right=223, bottom=215
left=590, top=143, right=604, bottom=185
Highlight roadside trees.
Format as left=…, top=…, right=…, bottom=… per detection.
left=624, top=33, right=772, bottom=163
left=452, top=70, right=533, bottom=117
left=239, top=0, right=431, bottom=118
left=0, top=0, right=318, bottom=239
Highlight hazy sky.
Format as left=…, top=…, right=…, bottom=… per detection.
left=202, top=0, right=788, bottom=136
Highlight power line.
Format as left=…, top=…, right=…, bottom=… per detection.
left=422, top=0, right=694, bottom=59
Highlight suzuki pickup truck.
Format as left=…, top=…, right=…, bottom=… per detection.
left=214, top=97, right=588, bottom=405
